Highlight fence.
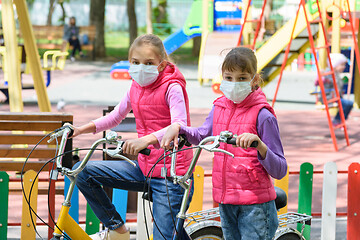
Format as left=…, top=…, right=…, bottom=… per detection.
left=1, top=162, right=359, bottom=239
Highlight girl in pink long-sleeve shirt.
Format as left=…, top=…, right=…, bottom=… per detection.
left=71, top=34, right=193, bottom=240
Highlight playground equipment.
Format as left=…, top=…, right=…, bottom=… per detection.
left=202, top=0, right=323, bottom=92
left=110, top=0, right=204, bottom=80
left=198, top=0, right=359, bottom=151
left=198, top=0, right=246, bottom=88
left=1, top=0, right=52, bottom=112
left=201, top=0, right=359, bottom=103
left=0, top=47, right=68, bottom=103
left=270, top=0, right=360, bottom=151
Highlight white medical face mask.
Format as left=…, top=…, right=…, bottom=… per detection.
left=220, top=75, right=255, bottom=104
left=128, top=63, right=159, bottom=87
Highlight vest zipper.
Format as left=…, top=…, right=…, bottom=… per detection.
left=220, top=107, right=236, bottom=203
left=137, top=88, right=147, bottom=171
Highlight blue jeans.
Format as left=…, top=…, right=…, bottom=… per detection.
left=219, top=200, right=278, bottom=240
left=73, top=160, right=193, bottom=239
left=334, top=98, right=353, bottom=122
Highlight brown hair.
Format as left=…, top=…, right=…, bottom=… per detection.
left=221, top=47, right=262, bottom=88
left=221, top=47, right=257, bottom=74
left=128, top=34, right=170, bottom=62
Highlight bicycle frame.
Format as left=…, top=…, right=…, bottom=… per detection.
left=170, top=132, right=235, bottom=240
left=169, top=131, right=312, bottom=240
left=50, top=127, right=124, bottom=240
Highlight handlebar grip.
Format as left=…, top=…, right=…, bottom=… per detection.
left=226, top=138, right=258, bottom=148
left=68, top=127, right=74, bottom=138
left=178, top=134, right=191, bottom=149
left=139, top=148, right=151, bottom=156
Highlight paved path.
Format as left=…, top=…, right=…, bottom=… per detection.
left=1, top=59, right=359, bottom=239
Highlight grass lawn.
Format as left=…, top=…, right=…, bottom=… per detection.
left=105, top=31, right=199, bottom=64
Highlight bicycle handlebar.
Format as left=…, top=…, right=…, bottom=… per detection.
left=175, top=131, right=258, bottom=183
left=226, top=137, right=259, bottom=148
left=49, top=124, right=150, bottom=177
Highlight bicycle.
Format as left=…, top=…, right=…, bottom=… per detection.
left=24, top=124, right=311, bottom=240
left=44, top=124, right=152, bottom=240
left=163, top=130, right=312, bottom=240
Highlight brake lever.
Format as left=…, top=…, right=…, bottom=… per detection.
left=200, top=136, right=221, bottom=152
left=210, top=148, right=234, bottom=158
left=104, top=146, right=137, bottom=167
left=104, top=143, right=136, bottom=167
left=200, top=135, right=234, bottom=158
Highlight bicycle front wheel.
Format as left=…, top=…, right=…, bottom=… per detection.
left=274, top=227, right=304, bottom=240
left=189, top=226, right=223, bottom=240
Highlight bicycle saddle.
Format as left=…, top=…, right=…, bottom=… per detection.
left=274, top=186, right=287, bottom=210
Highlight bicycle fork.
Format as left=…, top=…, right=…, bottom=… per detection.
left=51, top=178, right=91, bottom=240
left=172, top=178, right=193, bottom=240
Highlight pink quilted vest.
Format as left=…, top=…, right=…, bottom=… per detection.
left=129, top=62, right=192, bottom=177
left=212, top=88, right=277, bottom=205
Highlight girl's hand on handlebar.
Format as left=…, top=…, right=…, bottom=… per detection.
left=160, top=123, right=181, bottom=150
left=236, top=133, right=268, bottom=158
left=122, top=134, right=156, bottom=156
left=235, top=133, right=261, bottom=149
left=71, top=126, right=82, bottom=138
left=70, top=122, right=96, bottom=138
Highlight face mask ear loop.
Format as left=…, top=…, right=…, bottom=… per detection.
left=250, top=74, right=256, bottom=91
left=157, top=60, right=166, bottom=72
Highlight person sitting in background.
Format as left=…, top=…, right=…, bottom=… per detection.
left=63, top=16, right=84, bottom=61
left=315, top=53, right=353, bottom=127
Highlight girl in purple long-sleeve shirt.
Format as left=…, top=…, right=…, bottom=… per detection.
left=161, top=47, right=287, bottom=240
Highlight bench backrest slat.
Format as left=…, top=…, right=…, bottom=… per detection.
left=0, top=134, right=53, bottom=145
left=0, top=112, right=73, bottom=172
left=0, top=121, right=63, bottom=131
left=0, top=148, right=55, bottom=159
left=0, top=112, right=73, bottom=121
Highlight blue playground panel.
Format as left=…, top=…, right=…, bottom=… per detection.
left=164, top=29, right=201, bottom=55
left=213, top=0, right=242, bottom=32
left=64, top=177, right=79, bottom=223
left=110, top=61, right=130, bottom=71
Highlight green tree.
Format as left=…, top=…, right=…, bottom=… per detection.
left=46, top=0, right=68, bottom=26
left=90, top=0, right=106, bottom=58
left=47, top=0, right=57, bottom=25
left=152, top=0, right=170, bottom=35
left=127, top=0, right=138, bottom=46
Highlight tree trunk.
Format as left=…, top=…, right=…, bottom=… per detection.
left=46, top=0, right=56, bottom=26
left=89, top=0, right=106, bottom=58
left=146, top=0, right=153, bottom=34
left=59, top=1, right=66, bottom=26
left=192, top=36, right=201, bottom=57
left=127, top=0, right=138, bottom=46
left=156, top=0, right=167, bottom=23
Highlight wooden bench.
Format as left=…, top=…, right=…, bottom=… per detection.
left=0, top=112, right=73, bottom=194
left=28, top=25, right=96, bottom=59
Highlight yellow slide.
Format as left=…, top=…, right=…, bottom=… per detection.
left=256, top=6, right=319, bottom=86
left=207, top=5, right=322, bottom=93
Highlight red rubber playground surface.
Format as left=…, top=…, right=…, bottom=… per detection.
left=1, top=102, right=359, bottom=238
